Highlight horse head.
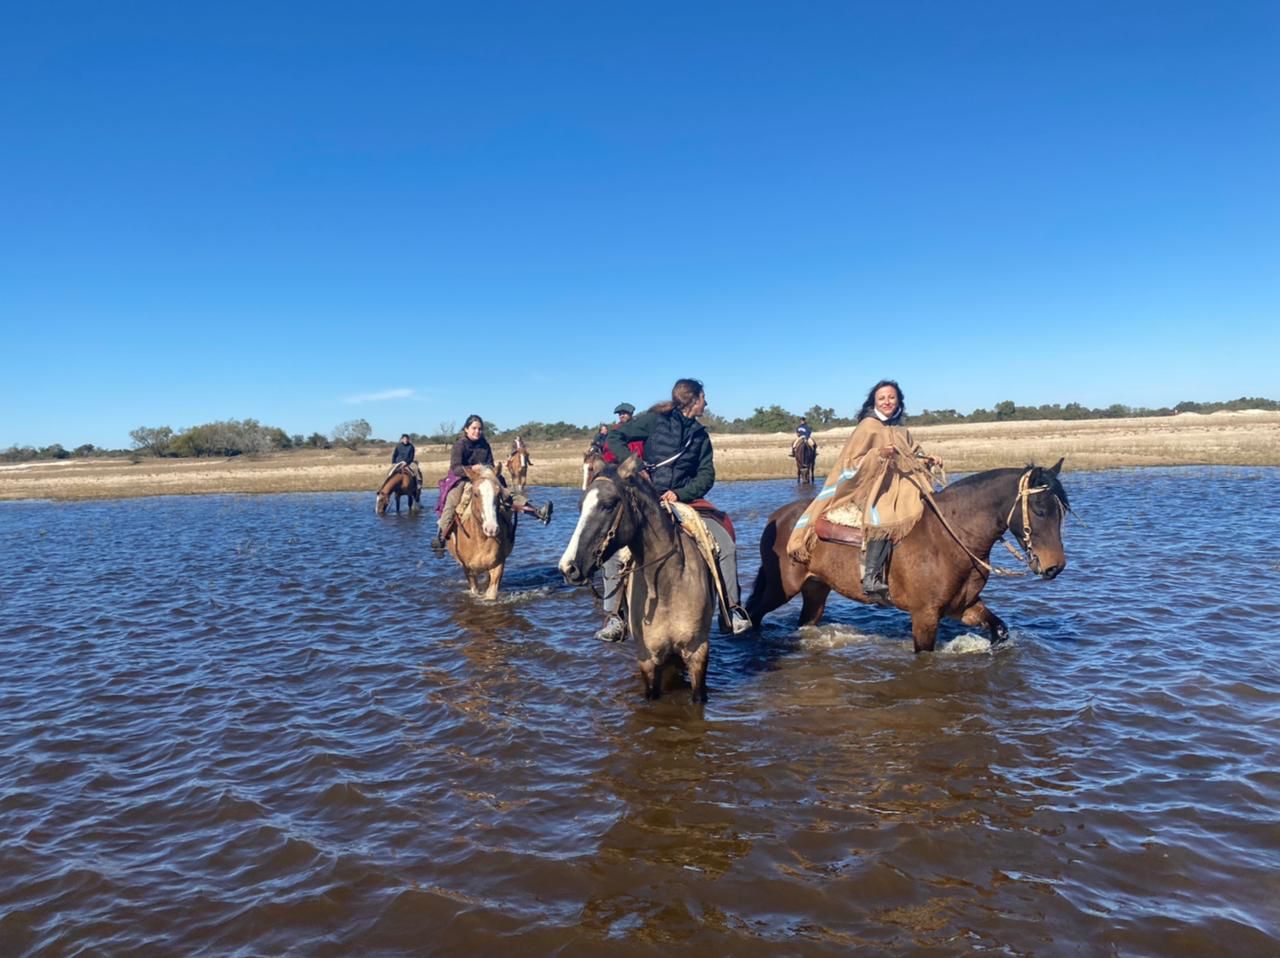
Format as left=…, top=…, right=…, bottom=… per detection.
left=558, top=457, right=650, bottom=584
left=1008, top=458, right=1069, bottom=580
left=465, top=465, right=504, bottom=538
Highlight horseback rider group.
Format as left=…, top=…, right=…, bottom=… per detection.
left=398, top=374, right=944, bottom=640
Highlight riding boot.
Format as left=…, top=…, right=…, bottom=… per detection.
left=431, top=528, right=448, bottom=555
left=536, top=501, right=554, bottom=525
left=862, top=538, right=892, bottom=599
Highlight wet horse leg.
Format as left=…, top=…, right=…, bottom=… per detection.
left=798, top=578, right=832, bottom=627
left=960, top=600, right=1009, bottom=643
left=638, top=656, right=660, bottom=700
left=910, top=610, right=941, bottom=653
left=682, top=643, right=709, bottom=704
left=483, top=562, right=505, bottom=601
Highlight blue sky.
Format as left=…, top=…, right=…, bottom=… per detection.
left=3, top=1, right=1277, bottom=449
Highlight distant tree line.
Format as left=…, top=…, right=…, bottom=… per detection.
left=3, top=397, right=1275, bottom=463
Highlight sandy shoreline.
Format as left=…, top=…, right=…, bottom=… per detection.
left=3, top=411, right=1277, bottom=502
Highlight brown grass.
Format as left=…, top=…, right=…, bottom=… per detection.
left=3, top=411, right=1277, bottom=502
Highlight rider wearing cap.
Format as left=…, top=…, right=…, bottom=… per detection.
left=791, top=418, right=815, bottom=457
left=600, top=402, right=644, bottom=463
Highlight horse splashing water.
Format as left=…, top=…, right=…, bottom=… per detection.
left=445, top=465, right=517, bottom=599
left=375, top=463, right=421, bottom=516
left=747, top=461, right=1070, bottom=652
left=559, top=458, right=717, bottom=702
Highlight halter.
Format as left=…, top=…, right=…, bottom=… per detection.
left=584, top=477, right=679, bottom=601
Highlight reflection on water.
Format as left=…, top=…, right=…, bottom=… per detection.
left=1, top=468, right=1278, bottom=955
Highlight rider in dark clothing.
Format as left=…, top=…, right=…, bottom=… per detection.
left=596, top=378, right=749, bottom=641
left=389, top=433, right=422, bottom=484
left=392, top=435, right=416, bottom=466
left=431, top=416, right=553, bottom=553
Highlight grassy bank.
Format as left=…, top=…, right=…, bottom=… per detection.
left=2, top=410, right=1277, bottom=502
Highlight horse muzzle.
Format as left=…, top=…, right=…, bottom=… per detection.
left=558, top=557, right=588, bottom=585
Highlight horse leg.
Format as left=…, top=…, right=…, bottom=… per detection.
left=960, top=600, right=1009, bottom=643
left=745, top=563, right=794, bottom=627
left=798, top=578, right=832, bottom=627
left=484, top=562, right=505, bottom=600
left=682, top=643, right=709, bottom=704
left=638, top=657, right=660, bottom=700
left=910, top=610, right=941, bottom=653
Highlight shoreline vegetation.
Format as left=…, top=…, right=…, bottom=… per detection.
left=2, top=410, right=1277, bottom=503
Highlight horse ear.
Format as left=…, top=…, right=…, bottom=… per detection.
left=495, top=461, right=503, bottom=477
left=617, top=455, right=640, bottom=479
left=588, top=456, right=606, bottom=481
left=1050, top=457, right=1064, bottom=476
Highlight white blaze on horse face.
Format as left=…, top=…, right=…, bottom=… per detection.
left=478, top=479, right=499, bottom=537
left=559, top=486, right=601, bottom=574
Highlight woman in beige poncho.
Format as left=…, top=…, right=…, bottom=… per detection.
left=786, top=379, right=943, bottom=597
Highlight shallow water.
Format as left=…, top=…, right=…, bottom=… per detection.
left=2, top=468, right=1278, bottom=956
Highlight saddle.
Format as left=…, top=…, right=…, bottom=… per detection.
left=814, top=514, right=863, bottom=549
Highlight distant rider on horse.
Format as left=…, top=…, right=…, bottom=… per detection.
left=791, top=417, right=816, bottom=458
left=388, top=433, right=423, bottom=486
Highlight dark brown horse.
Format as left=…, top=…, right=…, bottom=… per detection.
left=793, top=440, right=817, bottom=483
left=559, top=458, right=715, bottom=702
left=746, top=461, right=1069, bottom=652
left=376, top=463, right=421, bottom=515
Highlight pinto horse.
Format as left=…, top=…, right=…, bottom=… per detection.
left=376, top=463, right=421, bottom=515
left=793, top=440, right=817, bottom=484
left=446, top=465, right=517, bottom=599
left=559, top=457, right=716, bottom=702
left=747, top=461, right=1069, bottom=652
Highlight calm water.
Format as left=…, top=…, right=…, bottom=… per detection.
left=2, top=468, right=1278, bottom=956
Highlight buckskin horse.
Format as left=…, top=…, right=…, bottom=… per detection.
left=793, top=440, right=817, bottom=484
left=746, top=461, right=1070, bottom=652
left=445, top=465, right=517, bottom=599
left=376, top=463, right=421, bottom=516
left=559, top=458, right=716, bottom=702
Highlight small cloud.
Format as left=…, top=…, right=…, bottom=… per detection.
left=343, top=388, right=416, bottom=404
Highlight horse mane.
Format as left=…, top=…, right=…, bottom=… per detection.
left=938, top=463, right=1069, bottom=509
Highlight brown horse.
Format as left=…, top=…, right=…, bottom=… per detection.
left=793, top=440, right=817, bottom=484
left=505, top=442, right=530, bottom=491
left=559, top=458, right=716, bottom=702
left=746, top=461, right=1069, bottom=652
left=446, top=465, right=517, bottom=599
left=376, top=463, right=421, bottom=515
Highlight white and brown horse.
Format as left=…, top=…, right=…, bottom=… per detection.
left=446, top=465, right=517, bottom=599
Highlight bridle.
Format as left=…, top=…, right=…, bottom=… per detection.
left=583, top=476, right=679, bottom=599
left=917, top=467, right=1062, bottom=578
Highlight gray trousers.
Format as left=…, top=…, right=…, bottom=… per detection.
left=600, top=516, right=741, bottom=618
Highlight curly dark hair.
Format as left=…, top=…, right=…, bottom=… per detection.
left=856, top=380, right=906, bottom=422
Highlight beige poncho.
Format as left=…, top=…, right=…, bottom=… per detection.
left=786, top=416, right=934, bottom=562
